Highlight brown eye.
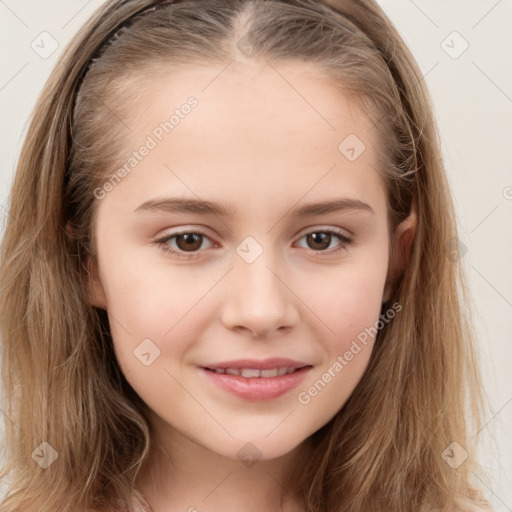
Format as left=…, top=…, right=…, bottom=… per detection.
left=296, top=229, right=352, bottom=254
left=155, top=230, right=214, bottom=259
left=174, top=233, right=204, bottom=252
left=306, top=232, right=333, bottom=251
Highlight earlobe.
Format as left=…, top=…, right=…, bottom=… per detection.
left=382, top=209, right=417, bottom=303
left=65, top=221, right=107, bottom=309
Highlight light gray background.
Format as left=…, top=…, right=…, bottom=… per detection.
left=0, top=0, right=511, bottom=509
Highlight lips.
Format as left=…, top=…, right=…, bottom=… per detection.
left=198, top=358, right=313, bottom=401
left=207, top=367, right=298, bottom=377
left=201, top=357, right=311, bottom=371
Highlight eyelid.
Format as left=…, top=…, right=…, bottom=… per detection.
left=154, top=225, right=218, bottom=244
left=153, top=224, right=353, bottom=259
left=155, top=224, right=351, bottom=242
left=295, top=224, right=352, bottom=238
left=152, top=228, right=216, bottom=261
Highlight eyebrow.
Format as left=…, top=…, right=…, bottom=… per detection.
left=133, top=197, right=375, bottom=217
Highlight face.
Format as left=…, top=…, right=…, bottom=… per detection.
left=87, top=60, right=414, bottom=463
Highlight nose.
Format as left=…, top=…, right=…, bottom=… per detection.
left=220, top=251, right=300, bottom=338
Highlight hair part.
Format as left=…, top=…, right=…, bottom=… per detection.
left=0, top=0, right=493, bottom=510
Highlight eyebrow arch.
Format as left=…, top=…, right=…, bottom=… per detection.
left=133, top=197, right=375, bottom=217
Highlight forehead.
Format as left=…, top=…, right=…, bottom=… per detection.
left=185, top=62, right=362, bottom=122
left=98, top=61, right=387, bottom=220
left=125, top=59, right=376, bottom=147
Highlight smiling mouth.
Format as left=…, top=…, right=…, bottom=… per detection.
left=199, top=365, right=313, bottom=401
left=202, top=366, right=312, bottom=378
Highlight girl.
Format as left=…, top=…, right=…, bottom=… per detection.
left=0, top=0, right=494, bottom=511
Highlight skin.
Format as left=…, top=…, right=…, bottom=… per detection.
left=84, top=60, right=416, bottom=511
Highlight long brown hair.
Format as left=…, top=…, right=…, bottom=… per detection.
left=0, top=0, right=494, bottom=510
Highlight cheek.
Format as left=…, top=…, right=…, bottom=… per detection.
left=102, top=254, right=220, bottom=375
left=295, top=267, right=387, bottom=428
left=99, top=232, right=206, bottom=324
left=311, top=254, right=389, bottom=342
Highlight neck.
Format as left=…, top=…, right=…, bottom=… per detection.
left=130, top=412, right=310, bottom=512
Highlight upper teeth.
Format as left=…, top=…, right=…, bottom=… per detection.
left=212, top=367, right=298, bottom=377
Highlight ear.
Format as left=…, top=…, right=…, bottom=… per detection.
left=65, top=221, right=108, bottom=309
left=382, top=208, right=417, bottom=303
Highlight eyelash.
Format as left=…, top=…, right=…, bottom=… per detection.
left=153, top=228, right=353, bottom=260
